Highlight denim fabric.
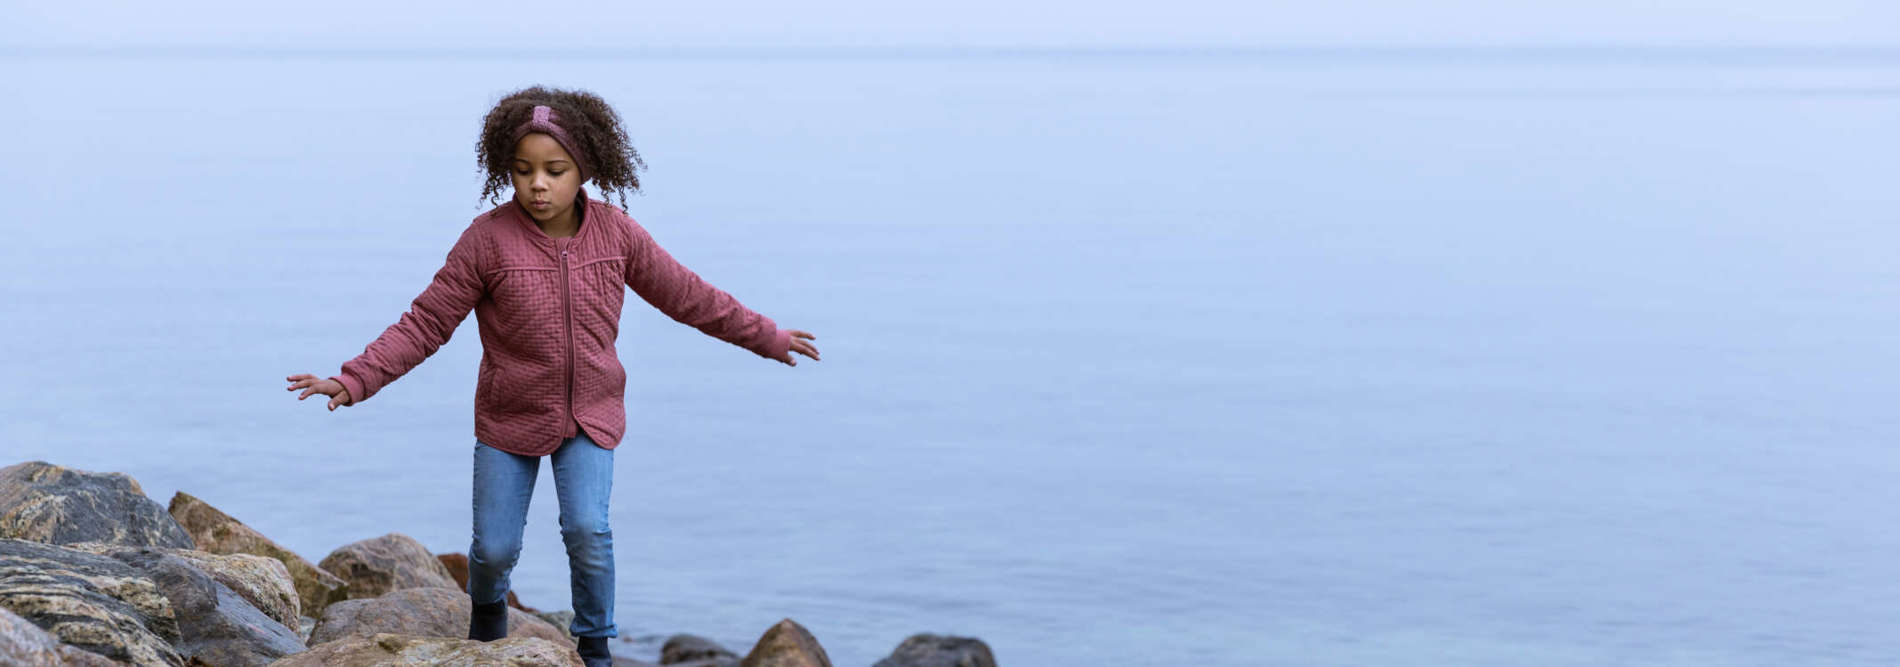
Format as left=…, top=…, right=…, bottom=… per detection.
left=468, top=430, right=618, bottom=639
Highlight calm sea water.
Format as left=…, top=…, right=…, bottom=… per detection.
left=2, top=48, right=1899, bottom=666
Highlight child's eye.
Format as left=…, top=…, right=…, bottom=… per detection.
left=550, top=171, right=566, bottom=176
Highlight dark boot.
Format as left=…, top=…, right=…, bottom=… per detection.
left=577, top=635, right=612, bottom=667
left=468, top=598, right=509, bottom=641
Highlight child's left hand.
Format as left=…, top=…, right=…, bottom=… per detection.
left=776, top=330, right=820, bottom=367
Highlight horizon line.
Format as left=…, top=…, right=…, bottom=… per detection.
left=7, top=42, right=1900, bottom=63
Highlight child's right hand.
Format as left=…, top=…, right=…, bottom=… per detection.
left=285, top=373, right=352, bottom=411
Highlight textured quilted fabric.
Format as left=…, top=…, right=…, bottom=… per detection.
left=329, top=189, right=791, bottom=456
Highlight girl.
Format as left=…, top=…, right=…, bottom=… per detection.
left=283, top=85, right=819, bottom=667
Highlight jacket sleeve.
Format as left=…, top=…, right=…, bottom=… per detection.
left=328, top=224, right=486, bottom=405
left=623, top=216, right=789, bottom=361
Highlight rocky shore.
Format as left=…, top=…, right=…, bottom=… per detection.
left=0, top=461, right=997, bottom=666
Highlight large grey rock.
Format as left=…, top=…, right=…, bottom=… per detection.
left=90, top=545, right=306, bottom=667
left=317, top=533, right=457, bottom=601
left=168, top=491, right=349, bottom=617
left=265, top=632, right=582, bottom=666
left=171, top=550, right=301, bottom=630
left=535, top=609, right=576, bottom=642
left=738, top=619, right=832, bottom=667
left=308, top=586, right=571, bottom=648
left=0, top=605, right=123, bottom=666
left=871, top=633, right=997, bottom=667
left=663, top=633, right=739, bottom=666
left=0, top=538, right=184, bottom=666
left=0, top=462, right=193, bottom=549
left=65, top=543, right=303, bottom=640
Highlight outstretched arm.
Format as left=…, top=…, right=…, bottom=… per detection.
left=324, top=224, right=487, bottom=405
left=622, top=218, right=799, bottom=362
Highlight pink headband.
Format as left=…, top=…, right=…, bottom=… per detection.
left=510, top=105, right=591, bottom=181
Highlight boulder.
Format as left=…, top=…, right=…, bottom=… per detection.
left=307, top=586, right=571, bottom=648
left=871, top=634, right=997, bottom=667
left=0, top=605, right=123, bottom=666
left=64, top=544, right=302, bottom=638
left=265, top=632, right=582, bottom=666
left=738, top=619, right=832, bottom=667
left=0, top=462, right=193, bottom=549
left=436, top=552, right=536, bottom=612
left=318, top=533, right=457, bottom=600
left=663, top=633, right=740, bottom=666
left=167, top=491, right=349, bottom=616
left=0, top=538, right=183, bottom=666
left=534, top=609, right=576, bottom=642
left=171, top=551, right=301, bottom=629
left=89, top=545, right=306, bottom=666
left=297, top=616, right=316, bottom=644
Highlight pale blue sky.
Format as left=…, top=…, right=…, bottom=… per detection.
left=6, top=1, right=1899, bottom=49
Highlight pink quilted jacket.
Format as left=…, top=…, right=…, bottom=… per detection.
left=329, top=189, right=790, bottom=456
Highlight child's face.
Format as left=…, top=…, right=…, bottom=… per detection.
left=511, top=133, right=584, bottom=225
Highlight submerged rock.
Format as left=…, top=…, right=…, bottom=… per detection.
left=267, top=632, right=582, bottom=666
left=318, top=533, right=458, bottom=601
left=0, top=461, right=193, bottom=549
left=738, top=618, right=832, bottom=667
left=871, top=633, right=996, bottom=667
left=168, top=491, right=349, bottom=616
left=307, top=586, right=571, bottom=648
left=663, top=633, right=740, bottom=666
left=0, top=538, right=183, bottom=666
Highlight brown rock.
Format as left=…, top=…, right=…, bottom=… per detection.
left=168, top=491, right=349, bottom=616
left=307, top=586, right=571, bottom=648
left=0, top=605, right=124, bottom=666
left=0, top=461, right=193, bottom=549
left=738, top=619, right=832, bottom=667
left=436, top=552, right=536, bottom=612
left=318, top=533, right=457, bottom=601
left=266, top=632, right=581, bottom=666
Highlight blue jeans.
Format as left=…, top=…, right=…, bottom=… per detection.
left=468, top=431, right=617, bottom=639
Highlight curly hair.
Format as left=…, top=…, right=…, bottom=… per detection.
left=476, top=85, right=647, bottom=210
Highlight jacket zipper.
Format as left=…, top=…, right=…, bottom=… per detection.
left=559, top=244, right=576, bottom=439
